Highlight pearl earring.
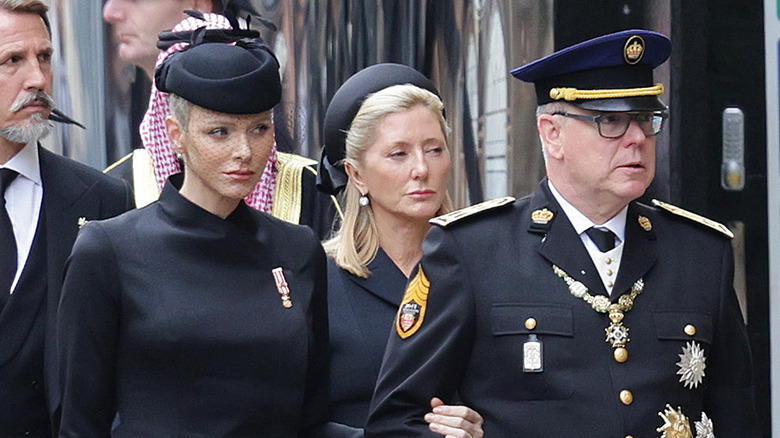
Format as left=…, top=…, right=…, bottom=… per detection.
left=359, top=195, right=370, bottom=207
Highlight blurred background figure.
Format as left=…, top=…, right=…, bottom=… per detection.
left=102, top=0, right=221, bottom=80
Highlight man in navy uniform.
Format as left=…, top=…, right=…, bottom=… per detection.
left=366, top=30, right=758, bottom=437
left=0, top=1, right=132, bottom=436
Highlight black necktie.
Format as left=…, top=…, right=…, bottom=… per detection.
left=0, top=168, right=19, bottom=296
left=585, top=227, right=616, bottom=253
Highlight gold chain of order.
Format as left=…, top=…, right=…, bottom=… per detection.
left=552, top=265, right=644, bottom=362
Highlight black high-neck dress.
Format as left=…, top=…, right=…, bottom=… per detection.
left=57, top=180, right=329, bottom=438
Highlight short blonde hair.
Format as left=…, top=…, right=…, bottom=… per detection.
left=168, top=93, right=193, bottom=129
left=323, top=84, right=452, bottom=278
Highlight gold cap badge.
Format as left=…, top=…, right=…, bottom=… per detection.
left=531, top=208, right=554, bottom=224
left=624, top=35, right=645, bottom=65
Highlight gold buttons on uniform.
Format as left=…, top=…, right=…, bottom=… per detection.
left=605, top=257, right=612, bottom=264
left=619, top=389, right=634, bottom=405
left=626, top=435, right=634, bottom=438
left=606, top=269, right=614, bottom=276
left=607, top=281, right=614, bottom=288
left=525, top=318, right=537, bottom=330
left=614, top=347, right=628, bottom=363
left=684, top=324, right=696, bottom=336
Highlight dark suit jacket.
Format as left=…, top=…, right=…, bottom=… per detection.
left=0, top=145, right=132, bottom=438
left=320, top=250, right=407, bottom=437
left=366, top=180, right=758, bottom=438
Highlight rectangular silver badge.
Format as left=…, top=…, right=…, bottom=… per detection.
left=523, top=334, right=543, bottom=373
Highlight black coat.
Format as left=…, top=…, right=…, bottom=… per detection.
left=0, top=146, right=131, bottom=438
left=57, top=181, right=329, bottom=438
left=366, top=180, right=758, bottom=438
left=321, top=250, right=407, bottom=437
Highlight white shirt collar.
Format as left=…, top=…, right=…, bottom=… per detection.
left=2, top=141, right=41, bottom=186
left=547, top=180, right=627, bottom=244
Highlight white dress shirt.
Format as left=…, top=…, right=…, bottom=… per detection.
left=548, top=181, right=626, bottom=295
left=2, top=142, right=43, bottom=293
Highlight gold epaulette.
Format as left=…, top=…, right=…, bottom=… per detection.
left=429, top=196, right=515, bottom=227
left=277, top=151, right=318, bottom=171
left=104, top=149, right=160, bottom=208
left=273, top=152, right=344, bottom=223
left=131, top=149, right=160, bottom=208
left=103, top=151, right=133, bottom=173
left=651, top=199, right=734, bottom=238
left=273, top=152, right=317, bottom=224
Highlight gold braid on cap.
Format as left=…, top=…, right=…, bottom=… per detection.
left=549, top=83, right=664, bottom=101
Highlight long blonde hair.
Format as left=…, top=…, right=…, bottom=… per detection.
left=323, top=84, right=452, bottom=278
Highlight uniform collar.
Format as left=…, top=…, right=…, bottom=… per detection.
left=547, top=180, right=627, bottom=244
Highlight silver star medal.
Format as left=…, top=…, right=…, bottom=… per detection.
left=676, top=341, right=707, bottom=389
left=694, top=412, right=715, bottom=438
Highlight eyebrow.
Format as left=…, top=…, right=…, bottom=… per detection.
left=0, top=43, right=53, bottom=59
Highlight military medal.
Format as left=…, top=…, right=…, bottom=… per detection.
left=657, top=404, right=692, bottom=438
left=271, top=267, right=293, bottom=308
left=523, top=334, right=543, bottom=372
left=676, top=341, right=707, bottom=389
left=656, top=405, right=715, bottom=438
left=693, top=412, right=715, bottom=438
left=552, top=265, right=644, bottom=362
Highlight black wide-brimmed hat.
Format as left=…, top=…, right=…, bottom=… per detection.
left=511, top=29, right=671, bottom=112
left=316, top=63, right=440, bottom=195
left=155, top=38, right=281, bottom=114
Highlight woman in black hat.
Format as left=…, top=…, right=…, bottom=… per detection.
left=57, top=39, right=328, bottom=437
left=317, top=64, right=483, bottom=437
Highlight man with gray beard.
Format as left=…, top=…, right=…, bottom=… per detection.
left=0, top=1, right=132, bottom=436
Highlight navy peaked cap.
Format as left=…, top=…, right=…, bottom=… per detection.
left=316, top=63, right=440, bottom=195
left=155, top=40, right=281, bottom=114
left=511, top=29, right=671, bottom=111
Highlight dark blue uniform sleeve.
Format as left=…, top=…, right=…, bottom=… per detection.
left=365, top=226, right=476, bottom=437
left=703, top=239, right=759, bottom=436
left=57, top=223, right=120, bottom=438
left=312, top=423, right=363, bottom=438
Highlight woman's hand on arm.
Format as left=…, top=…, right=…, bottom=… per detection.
left=425, top=397, right=484, bottom=438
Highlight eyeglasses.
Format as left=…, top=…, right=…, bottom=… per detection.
left=552, top=111, right=668, bottom=139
